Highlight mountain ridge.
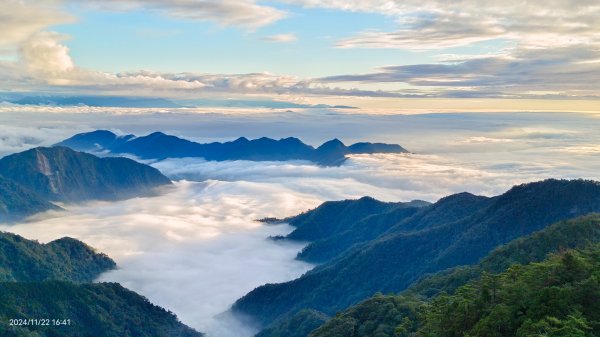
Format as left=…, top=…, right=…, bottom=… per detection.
left=257, top=213, right=600, bottom=337
left=0, top=231, right=115, bottom=283
left=232, top=179, right=600, bottom=328
left=0, top=146, right=172, bottom=202
left=57, top=130, right=409, bottom=166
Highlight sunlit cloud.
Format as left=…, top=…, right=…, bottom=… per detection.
left=320, top=44, right=600, bottom=98
left=0, top=0, right=72, bottom=49
left=85, top=0, right=286, bottom=29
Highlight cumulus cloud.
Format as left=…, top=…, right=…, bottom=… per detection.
left=2, top=30, right=343, bottom=98
left=1, top=30, right=416, bottom=99
left=9, top=29, right=598, bottom=100
left=0, top=0, right=72, bottom=48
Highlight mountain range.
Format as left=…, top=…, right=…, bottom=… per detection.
left=233, top=179, right=600, bottom=334
left=56, top=130, right=408, bottom=166
left=266, top=197, right=431, bottom=263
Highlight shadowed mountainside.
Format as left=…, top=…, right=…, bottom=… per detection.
left=0, top=146, right=171, bottom=202
left=0, top=175, right=60, bottom=222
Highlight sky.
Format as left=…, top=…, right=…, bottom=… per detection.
left=1, top=0, right=600, bottom=111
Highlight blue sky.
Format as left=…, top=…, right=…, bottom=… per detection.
left=55, top=3, right=513, bottom=77
left=55, top=4, right=414, bottom=76
left=1, top=0, right=599, bottom=110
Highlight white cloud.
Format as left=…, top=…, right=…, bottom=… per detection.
left=6, top=28, right=600, bottom=100
left=260, top=33, right=297, bottom=43
left=0, top=0, right=72, bottom=48
left=321, top=44, right=600, bottom=98
left=4, top=147, right=599, bottom=336
left=85, top=0, right=286, bottom=29
left=284, top=0, right=600, bottom=50
left=19, top=31, right=75, bottom=81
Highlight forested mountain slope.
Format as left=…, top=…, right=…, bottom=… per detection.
left=0, top=146, right=171, bottom=202
left=234, top=179, right=600, bottom=328
left=276, top=214, right=600, bottom=337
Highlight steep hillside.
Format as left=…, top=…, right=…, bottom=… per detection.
left=0, top=281, right=203, bottom=337
left=0, top=176, right=59, bottom=222
left=310, top=245, right=600, bottom=337
left=283, top=196, right=415, bottom=242
left=0, top=147, right=171, bottom=202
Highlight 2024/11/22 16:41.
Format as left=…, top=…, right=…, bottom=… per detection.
left=8, top=318, right=72, bottom=326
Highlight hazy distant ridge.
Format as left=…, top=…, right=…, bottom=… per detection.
left=57, top=130, right=408, bottom=166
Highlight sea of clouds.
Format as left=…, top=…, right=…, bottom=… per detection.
left=1, top=108, right=599, bottom=336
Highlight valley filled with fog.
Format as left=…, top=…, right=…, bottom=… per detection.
left=1, top=108, right=599, bottom=337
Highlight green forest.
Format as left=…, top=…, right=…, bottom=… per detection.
left=311, top=244, right=600, bottom=337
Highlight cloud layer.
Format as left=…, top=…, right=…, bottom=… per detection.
left=0, top=0, right=71, bottom=48
left=1, top=180, right=319, bottom=337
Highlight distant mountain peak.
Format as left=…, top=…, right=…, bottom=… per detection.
left=318, top=138, right=346, bottom=149
left=84, top=129, right=117, bottom=137
left=147, top=131, right=169, bottom=138
left=235, top=136, right=250, bottom=142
